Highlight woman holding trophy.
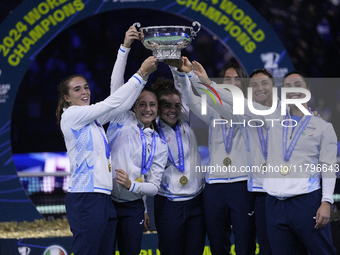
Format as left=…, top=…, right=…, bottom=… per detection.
left=151, top=58, right=206, bottom=255
left=106, top=26, right=168, bottom=255
left=56, top=57, right=158, bottom=254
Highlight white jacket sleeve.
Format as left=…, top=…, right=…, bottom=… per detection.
left=188, top=70, right=235, bottom=122
left=97, top=74, right=146, bottom=125
left=320, top=123, right=338, bottom=204
left=110, top=45, right=131, bottom=94
left=128, top=182, right=159, bottom=197
left=63, top=75, right=145, bottom=130
left=142, top=195, right=148, bottom=213
left=188, top=80, right=214, bottom=125
left=322, top=178, right=336, bottom=204
left=98, top=45, right=145, bottom=125
left=169, top=66, right=190, bottom=121
left=189, top=71, right=280, bottom=129
left=128, top=140, right=168, bottom=196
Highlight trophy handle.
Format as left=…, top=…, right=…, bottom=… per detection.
left=132, top=22, right=141, bottom=40
left=191, top=21, right=201, bottom=37
left=132, top=22, right=141, bottom=29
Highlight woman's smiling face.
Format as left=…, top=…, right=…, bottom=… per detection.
left=133, top=91, right=158, bottom=128
left=63, top=76, right=91, bottom=106
left=159, top=94, right=182, bottom=127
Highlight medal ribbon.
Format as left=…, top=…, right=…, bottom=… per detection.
left=94, top=120, right=111, bottom=159
left=254, top=99, right=278, bottom=163
left=282, top=111, right=311, bottom=162
left=256, top=125, right=269, bottom=161
left=138, top=125, right=157, bottom=175
left=157, top=121, right=185, bottom=173
left=222, top=122, right=236, bottom=154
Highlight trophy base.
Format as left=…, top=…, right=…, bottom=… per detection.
left=152, top=48, right=181, bottom=60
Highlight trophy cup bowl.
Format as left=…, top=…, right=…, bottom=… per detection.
left=133, top=21, right=201, bottom=60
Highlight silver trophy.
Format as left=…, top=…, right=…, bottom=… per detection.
left=133, top=21, right=201, bottom=60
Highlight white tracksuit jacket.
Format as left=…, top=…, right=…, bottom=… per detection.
left=107, top=45, right=168, bottom=202
left=157, top=67, right=204, bottom=201
left=191, top=79, right=337, bottom=203
left=62, top=66, right=146, bottom=195
left=187, top=71, right=251, bottom=184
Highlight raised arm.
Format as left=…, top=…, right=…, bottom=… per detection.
left=188, top=81, right=214, bottom=125
left=188, top=69, right=236, bottom=122
left=63, top=74, right=146, bottom=130
left=163, top=57, right=216, bottom=124
left=110, top=26, right=139, bottom=94
left=99, top=56, right=158, bottom=125
left=191, top=60, right=280, bottom=128
left=163, top=57, right=192, bottom=121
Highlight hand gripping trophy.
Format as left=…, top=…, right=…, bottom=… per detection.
left=133, top=21, right=201, bottom=60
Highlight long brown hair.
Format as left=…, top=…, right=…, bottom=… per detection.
left=56, top=74, right=89, bottom=127
left=219, top=63, right=248, bottom=94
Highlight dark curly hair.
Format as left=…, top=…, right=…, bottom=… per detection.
left=151, top=77, right=182, bottom=107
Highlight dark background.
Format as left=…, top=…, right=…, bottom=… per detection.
left=0, top=0, right=339, bottom=153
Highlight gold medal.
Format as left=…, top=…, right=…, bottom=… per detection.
left=136, top=175, right=144, bottom=183
left=108, top=163, right=111, bottom=173
left=223, top=157, right=232, bottom=167
left=281, top=164, right=290, bottom=175
left=179, top=175, right=188, bottom=186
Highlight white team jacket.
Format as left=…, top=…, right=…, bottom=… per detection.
left=156, top=68, right=204, bottom=201
left=62, top=72, right=146, bottom=195
left=192, top=80, right=337, bottom=203
left=263, top=112, right=337, bottom=202
left=107, top=45, right=168, bottom=202
left=188, top=71, right=250, bottom=184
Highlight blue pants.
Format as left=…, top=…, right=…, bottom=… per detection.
left=113, top=199, right=144, bottom=255
left=154, top=193, right=206, bottom=255
left=203, top=181, right=257, bottom=255
left=254, top=192, right=272, bottom=255
left=65, top=192, right=117, bottom=255
left=266, top=189, right=336, bottom=255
